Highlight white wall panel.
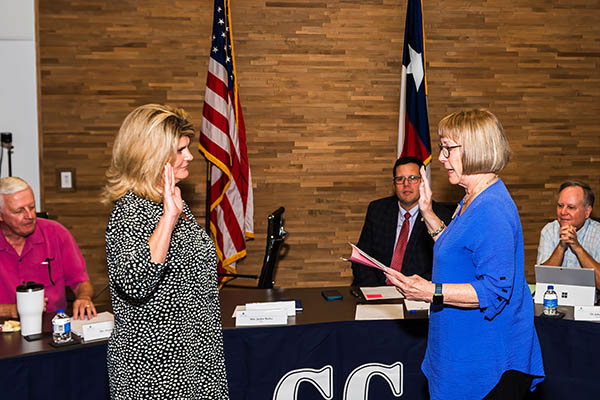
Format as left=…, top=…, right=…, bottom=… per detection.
left=0, top=0, right=40, bottom=208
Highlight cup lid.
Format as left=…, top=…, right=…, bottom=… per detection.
left=16, top=281, right=44, bottom=292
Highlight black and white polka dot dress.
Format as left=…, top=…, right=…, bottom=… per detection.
left=105, top=191, right=229, bottom=399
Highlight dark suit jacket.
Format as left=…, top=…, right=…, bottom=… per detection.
left=351, top=196, right=454, bottom=286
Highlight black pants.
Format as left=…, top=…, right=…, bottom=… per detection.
left=483, top=370, right=534, bottom=400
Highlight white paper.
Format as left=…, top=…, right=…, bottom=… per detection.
left=404, top=300, right=430, bottom=312
left=235, top=309, right=288, bottom=326
left=355, top=304, right=404, bottom=320
left=360, top=286, right=404, bottom=300
left=245, top=300, right=296, bottom=316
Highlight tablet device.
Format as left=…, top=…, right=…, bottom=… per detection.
left=534, top=265, right=596, bottom=306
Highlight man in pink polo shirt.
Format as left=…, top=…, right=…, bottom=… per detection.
left=0, top=177, right=96, bottom=320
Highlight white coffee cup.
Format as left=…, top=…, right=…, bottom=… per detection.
left=16, top=281, right=45, bottom=336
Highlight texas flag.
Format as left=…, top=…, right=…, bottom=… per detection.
left=397, top=0, right=431, bottom=166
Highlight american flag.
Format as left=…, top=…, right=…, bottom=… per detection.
left=397, top=0, right=431, bottom=166
left=200, top=0, right=254, bottom=280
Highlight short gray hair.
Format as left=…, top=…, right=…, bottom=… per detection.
left=438, top=109, right=511, bottom=174
left=0, top=177, right=31, bottom=209
left=559, top=180, right=595, bottom=208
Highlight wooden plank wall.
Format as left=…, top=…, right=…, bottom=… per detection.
left=37, top=0, right=600, bottom=296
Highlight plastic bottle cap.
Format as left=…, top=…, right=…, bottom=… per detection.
left=57, top=308, right=65, bottom=313
left=547, top=285, right=554, bottom=290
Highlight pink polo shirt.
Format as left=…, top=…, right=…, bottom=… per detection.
left=0, top=218, right=89, bottom=313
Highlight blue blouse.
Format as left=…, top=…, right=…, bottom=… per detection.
left=422, top=180, right=544, bottom=399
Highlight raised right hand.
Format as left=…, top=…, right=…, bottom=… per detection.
left=148, top=164, right=182, bottom=264
left=418, top=165, right=433, bottom=215
left=163, top=163, right=183, bottom=220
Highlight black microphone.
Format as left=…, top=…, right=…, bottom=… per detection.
left=0, top=132, right=12, bottom=146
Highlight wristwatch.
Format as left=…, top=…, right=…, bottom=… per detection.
left=432, top=283, right=443, bottom=305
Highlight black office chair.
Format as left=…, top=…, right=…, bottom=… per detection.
left=220, top=207, right=288, bottom=289
left=257, top=207, right=287, bottom=288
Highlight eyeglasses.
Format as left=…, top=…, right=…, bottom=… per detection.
left=438, top=143, right=462, bottom=158
left=393, top=175, right=421, bottom=185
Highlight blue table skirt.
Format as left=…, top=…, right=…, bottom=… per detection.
left=1, top=317, right=598, bottom=399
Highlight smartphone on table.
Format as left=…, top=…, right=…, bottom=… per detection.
left=321, top=290, right=343, bottom=301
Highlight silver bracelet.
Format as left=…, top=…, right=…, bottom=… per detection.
left=429, top=221, right=446, bottom=238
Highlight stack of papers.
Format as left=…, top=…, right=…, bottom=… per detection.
left=404, top=299, right=430, bottom=313
left=355, top=286, right=405, bottom=321
left=355, top=304, right=404, bottom=320
left=360, top=286, right=404, bottom=301
left=233, top=300, right=297, bottom=327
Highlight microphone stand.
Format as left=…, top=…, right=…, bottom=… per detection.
left=1, top=132, right=13, bottom=176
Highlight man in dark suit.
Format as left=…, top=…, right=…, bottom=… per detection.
left=352, top=157, right=454, bottom=286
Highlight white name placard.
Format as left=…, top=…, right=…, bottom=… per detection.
left=82, top=320, right=114, bottom=341
left=235, top=309, right=288, bottom=327
left=574, top=306, right=600, bottom=322
left=245, top=301, right=296, bottom=316
left=71, top=311, right=114, bottom=342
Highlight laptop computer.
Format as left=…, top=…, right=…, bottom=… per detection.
left=534, top=265, right=596, bottom=306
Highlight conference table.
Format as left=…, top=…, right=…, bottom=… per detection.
left=1, top=286, right=599, bottom=399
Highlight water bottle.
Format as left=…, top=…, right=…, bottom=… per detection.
left=52, top=308, right=72, bottom=343
left=543, top=285, right=558, bottom=316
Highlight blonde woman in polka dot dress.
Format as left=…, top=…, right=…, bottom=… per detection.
left=103, top=104, right=229, bottom=399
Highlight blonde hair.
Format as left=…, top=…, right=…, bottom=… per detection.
left=103, top=104, right=194, bottom=203
left=0, top=177, right=31, bottom=209
left=438, top=109, right=511, bottom=174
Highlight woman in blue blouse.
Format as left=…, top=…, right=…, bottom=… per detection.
left=385, top=109, right=544, bottom=399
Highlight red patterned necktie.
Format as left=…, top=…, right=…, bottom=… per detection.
left=388, top=212, right=411, bottom=279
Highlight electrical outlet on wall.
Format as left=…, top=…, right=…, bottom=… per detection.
left=56, top=168, right=76, bottom=192
left=60, top=171, right=72, bottom=189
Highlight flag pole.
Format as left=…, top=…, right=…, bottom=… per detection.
left=200, top=0, right=254, bottom=283
left=397, top=0, right=432, bottom=182
left=205, top=159, right=211, bottom=232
